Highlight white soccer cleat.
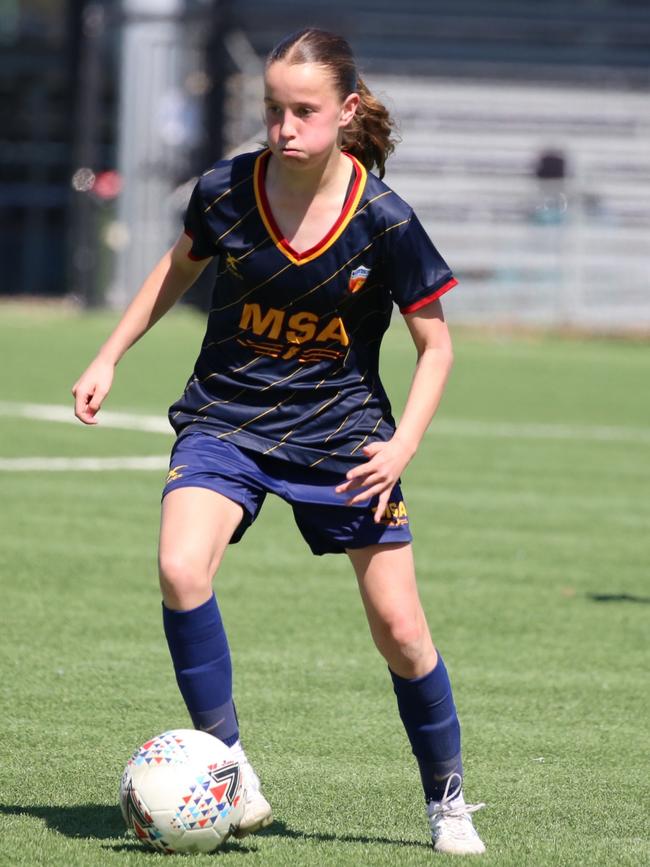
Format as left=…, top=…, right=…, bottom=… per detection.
left=230, top=741, right=273, bottom=839
left=428, top=773, right=486, bottom=855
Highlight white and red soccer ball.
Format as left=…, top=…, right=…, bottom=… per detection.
left=120, top=729, right=244, bottom=854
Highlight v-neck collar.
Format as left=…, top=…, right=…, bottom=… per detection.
left=253, top=149, right=367, bottom=266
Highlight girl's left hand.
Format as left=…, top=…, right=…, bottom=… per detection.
left=335, top=437, right=415, bottom=522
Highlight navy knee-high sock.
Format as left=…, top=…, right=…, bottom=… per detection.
left=162, top=594, right=239, bottom=747
left=390, top=654, right=463, bottom=803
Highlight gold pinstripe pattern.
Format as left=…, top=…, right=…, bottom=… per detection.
left=196, top=308, right=387, bottom=452
left=315, top=378, right=379, bottom=460
left=254, top=300, right=384, bottom=397
left=196, top=386, right=249, bottom=414
left=237, top=236, right=270, bottom=262
left=204, top=173, right=253, bottom=214
left=204, top=223, right=403, bottom=360
left=277, top=220, right=409, bottom=312
left=322, top=369, right=370, bottom=443
left=260, top=364, right=309, bottom=392
left=262, top=389, right=342, bottom=455
left=349, top=416, right=383, bottom=455
left=215, top=205, right=258, bottom=246
left=209, top=193, right=391, bottom=284
left=196, top=353, right=273, bottom=381
left=315, top=344, right=352, bottom=389
left=352, top=190, right=392, bottom=217
left=209, top=260, right=293, bottom=314
left=308, top=453, right=336, bottom=469
left=300, top=283, right=384, bottom=368
left=307, top=389, right=341, bottom=419
left=216, top=392, right=298, bottom=439
left=323, top=411, right=352, bottom=444
left=232, top=355, right=264, bottom=374
left=302, top=278, right=380, bottom=333
left=261, top=427, right=296, bottom=455
left=208, top=215, right=404, bottom=323
left=170, top=375, right=199, bottom=418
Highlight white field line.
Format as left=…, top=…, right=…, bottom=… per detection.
left=0, top=400, right=649, bottom=447
left=0, top=456, right=169, bottom=472
left=0, top=402, right=171, bottom=471
left=0, top=401, right=172, bottom=434
left=431, top=419, right=650, bottom=445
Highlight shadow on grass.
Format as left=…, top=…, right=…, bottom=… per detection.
left=258, top=819, right=431, bottom=850
left=0, top=803, right=125, bottom=839
left=0, top=805, right=429, bottom=851
left=0, top=804, right=256, bottom=854
left=104, top=840, right=256, bottom=855
left=587, top=592, right=650, bottom=604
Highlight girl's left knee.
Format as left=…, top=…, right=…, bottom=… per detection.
left=377, top=612, right=433, bottom=662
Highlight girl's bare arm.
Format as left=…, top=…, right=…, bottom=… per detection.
left=336, top=298, right=453, bottom=520
left=72, top=232, right=211, bottom=424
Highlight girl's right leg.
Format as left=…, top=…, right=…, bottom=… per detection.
left=158, top=485, right=272, bottom=836
left=159, top=486, right=243, bottom=610
left=158, top=486, right=244, bottom=743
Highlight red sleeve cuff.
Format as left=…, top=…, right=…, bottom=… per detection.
left=399, top=278, right=457, bottom=315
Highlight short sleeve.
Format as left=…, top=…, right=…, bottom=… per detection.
left=386, top=212, right=457, bottom=314
left=183, top=180, right=216, bottom=261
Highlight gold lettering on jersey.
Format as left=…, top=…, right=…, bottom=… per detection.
left=316, top=316, right=349, bottom=346
left=239, top=303, right=284, bottom=339
left=238, top=304, right=349, bottom=359
left=286, top=311, right=318, bottom=344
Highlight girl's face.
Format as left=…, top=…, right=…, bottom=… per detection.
left=264, top=61, right=358, bottom=168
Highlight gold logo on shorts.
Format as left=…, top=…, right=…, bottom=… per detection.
left=166, top=465, right=187, bottom=483
left=380, top=500, right=409, bottom=526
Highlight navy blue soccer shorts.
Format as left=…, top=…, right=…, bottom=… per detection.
left=162, top=429, right=412, bottom=556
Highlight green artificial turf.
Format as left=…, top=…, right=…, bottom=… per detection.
left=1, top=303, right=648, bottom=865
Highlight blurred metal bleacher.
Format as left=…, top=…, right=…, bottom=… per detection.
left=225, top=0, right=650, bottom=330
left=380, top=76, right=650, bottom=329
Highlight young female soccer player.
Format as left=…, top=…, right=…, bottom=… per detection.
left=73, top=28, right=485, bottom=855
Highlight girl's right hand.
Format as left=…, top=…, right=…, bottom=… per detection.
left=72, top=358, right=115, bottom=425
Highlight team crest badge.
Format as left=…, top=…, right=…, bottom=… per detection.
left=348, top=265, right=371, bottom=294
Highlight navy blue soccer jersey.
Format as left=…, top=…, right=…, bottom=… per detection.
left=169, top=148, right=456, bottom=472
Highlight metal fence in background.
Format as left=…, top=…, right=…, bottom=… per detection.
left=2, top=0, right=649, bottom=331
left=67, top=40, right=650, bottom=329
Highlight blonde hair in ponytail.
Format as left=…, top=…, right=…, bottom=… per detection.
left=266, top=28, right=398, bottom=178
